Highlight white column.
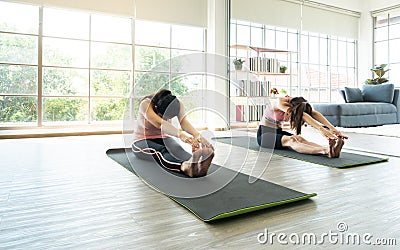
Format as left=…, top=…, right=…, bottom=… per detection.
left=358, top=2, right=374, bottom=87
left=206, top=0, right=230, bottom=130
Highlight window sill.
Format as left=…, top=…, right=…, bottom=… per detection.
left=0, top=125, right=128, bottom=139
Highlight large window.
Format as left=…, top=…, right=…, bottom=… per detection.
left=0, top=2, right=39, bottom=126
left=134, top=20, right=205, bottom=98
left=374, top=12, right=400, bottom=87
left=133, top=20, right=206, bottom=125
left=300, top=32, right=357, bottom=103
left=42, top=8, right=132, bottom=125
left=0, top=2, right=205, bottom=128
left=230, top=20, right=357, bottom=103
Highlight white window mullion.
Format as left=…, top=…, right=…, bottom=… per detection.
left=130, top=18, right=136, bottom=122
left=169, top=24, right=172, bottom=91
left=38, top=7, right=43, bottom=127
left=88, top=15, right=92, bottom=124
left=387, top=14, right=391, bottom=77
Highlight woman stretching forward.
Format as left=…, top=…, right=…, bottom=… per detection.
left=257, top=96, right=348, bottom=158
left=132, top=89, right=214, bottom=177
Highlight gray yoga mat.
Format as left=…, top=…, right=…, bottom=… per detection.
left=213, top=136, right=388, bottom=168
left=106, top=148, right=316, bottom=221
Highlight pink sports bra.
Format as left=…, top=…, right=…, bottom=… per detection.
left=132, top=98, right=170, bottom=142
left=263, top=96, right=290, bottom=124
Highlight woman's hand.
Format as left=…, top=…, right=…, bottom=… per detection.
left=330, top=128, right=348, bottom=139
left=178, top=131, right=191, bottom=143
left=318, top=126, right=338, bottom=140
left=187, top=137, right=201, bottom=152
left=195, top=135, right=214, bottom=150
left=179, top=131, right=201, bottom=152
left=178, top=131, right=214, bottom=152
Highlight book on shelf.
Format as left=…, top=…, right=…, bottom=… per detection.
left=230, top=45, right=293, bottom=123
left=235, top=105, right=244, bottom=122
left=249, top=105, right=266, bottom=122
left=234, top=80, right=271, bottom=97
left=235, top=104, right=266, bottom=122
left=249, top=57, right=280, bottom=73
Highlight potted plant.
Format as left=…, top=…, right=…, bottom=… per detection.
left=233, top=58, right=245, bottom=70
left=270, top=87, right=279, bottom=97
left=280, top=65, right=288, bottom=74
left=365, top=64, right=390, bottom=85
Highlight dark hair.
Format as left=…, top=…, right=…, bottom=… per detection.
left=285, top=97, right=312, bottom=135
left=145, top=89, right=180, bottom=119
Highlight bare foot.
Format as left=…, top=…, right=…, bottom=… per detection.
left=181, top=149, right=202, bottom=177
left=196, top=148, right=214, bottom=177
left=333, top=137, right=344, bottom=158
left=328, top=138, right=336, bottom=158
left=181, top=148, right=214, bottom=177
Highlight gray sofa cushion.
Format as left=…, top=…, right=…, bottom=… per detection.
left=339, top=102, right=397, bottom=115
left=362, top=84, right=395, bottom=103
left=340, top=114, right=397, bottom=128
left=344, top=87, right=363, bottom=102
left=311, top=103, right=340, bottom=116
left=394, top=88, right=400, bottom=123
left=312, top=103, right=396, bottom=116
left=339, top=89, right=346, bottom=102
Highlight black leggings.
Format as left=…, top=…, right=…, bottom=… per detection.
left=132, top=137, right=191, bottom=172
left=257, top=125, right=293, bottom=149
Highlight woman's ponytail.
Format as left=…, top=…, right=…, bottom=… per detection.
left=286, top=97, right=312, bottom=135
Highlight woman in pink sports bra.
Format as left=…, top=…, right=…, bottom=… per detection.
left=258, top=96, right=348, bottom=158
left=132, top=89, right=214, bottom=177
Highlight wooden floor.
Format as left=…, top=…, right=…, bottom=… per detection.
left=0, top=130, right=399, bottom=249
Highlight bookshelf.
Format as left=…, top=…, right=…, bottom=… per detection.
left=230, top=45, right=295, bottom=125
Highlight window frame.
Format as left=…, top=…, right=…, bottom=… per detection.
left=373, top=12, right=400, bottom=87
left=0, top=3, right=206, bottom=129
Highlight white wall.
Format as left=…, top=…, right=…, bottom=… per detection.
left=206, top=0, right=229, bottom=130
left=358, top=2, right=374, bottom=86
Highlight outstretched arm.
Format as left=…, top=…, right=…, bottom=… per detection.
left=140, top=99, right=191, bottom=143
left=177, top=102, right=213, bottom=149
left=177, top=102, right=200, bottom=138
left=302, top=112, right=338, bottom=140
left=276, top=97, right=335, bottom=139
left=311, top=110, right=348, bottom=139
left=311, top=110, right=335, bottom=130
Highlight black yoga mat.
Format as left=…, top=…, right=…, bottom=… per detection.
left=214, top=136, right=388, bottom=168
left=106, top=148, right=316, bottom=222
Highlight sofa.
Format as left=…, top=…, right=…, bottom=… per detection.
left=312, top=84, right=400, bottom=127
